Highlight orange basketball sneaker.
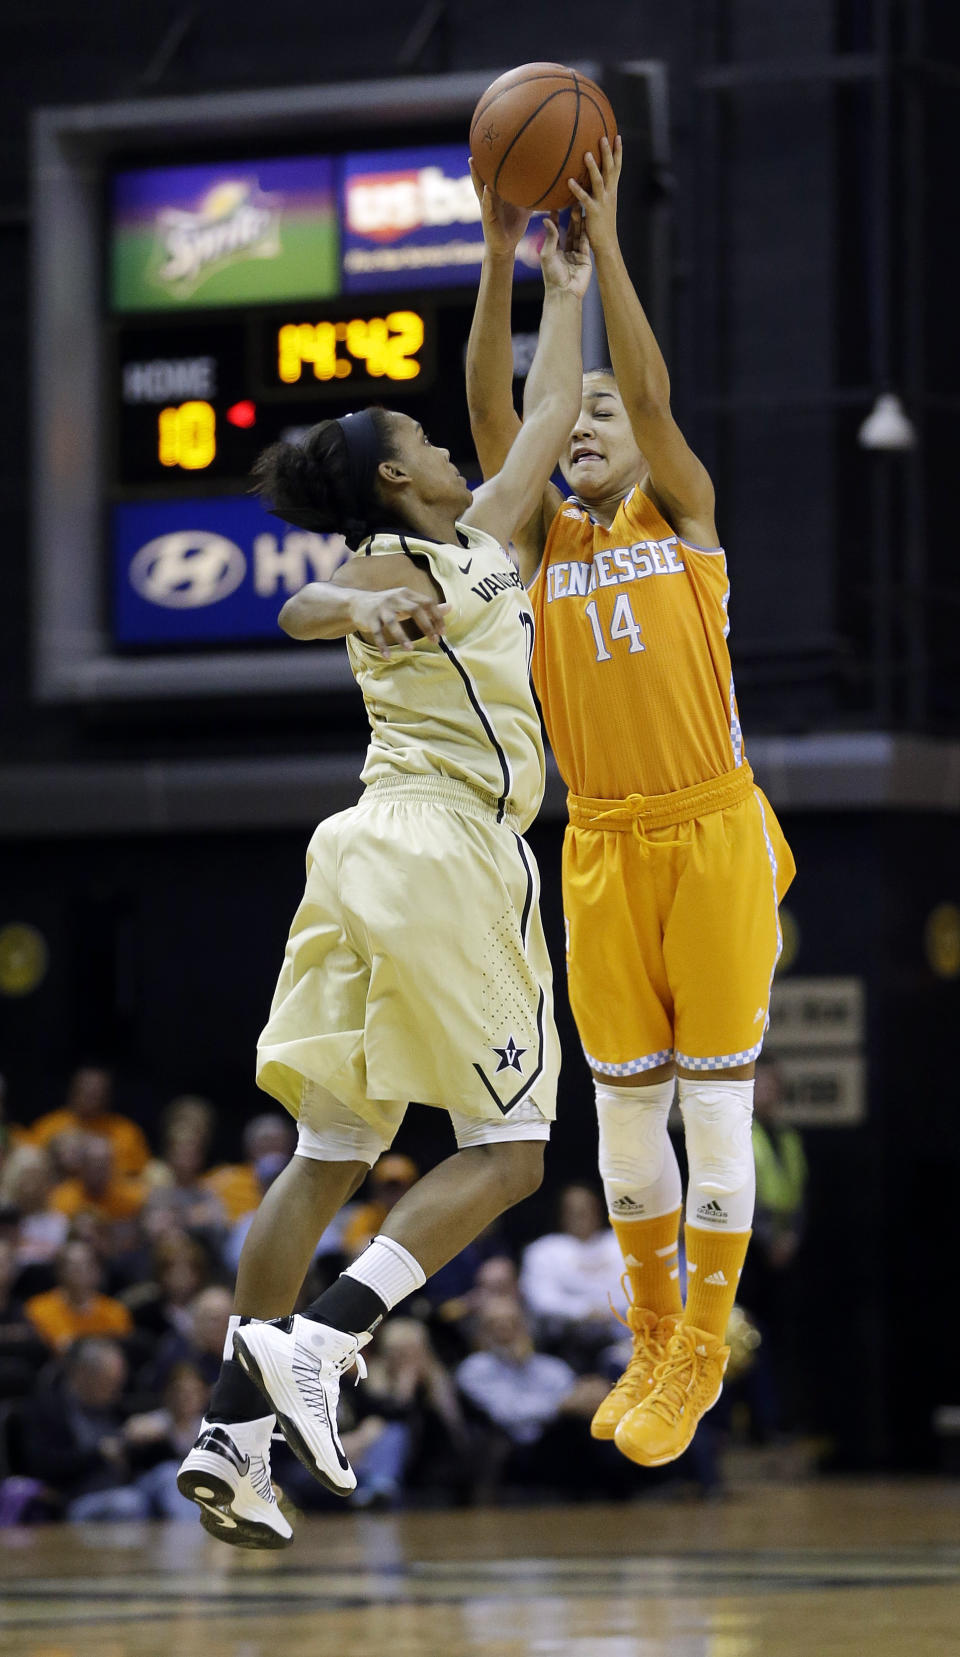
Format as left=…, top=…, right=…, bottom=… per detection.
left=613, top=1323, right=730, bottom=1466
left=590, top=1306, right=680, bottom=1440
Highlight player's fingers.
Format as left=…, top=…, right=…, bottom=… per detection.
left=567, top=178, right=589, bottom=206
left=412, top=603, right=448, bottom=638
left=469, top=159, right=485, bottom=203
left=382, top=614, right=414, bottom=652
left=583, top=150, right=603, bottom=190
left=541, top=216, right=559, bottom=254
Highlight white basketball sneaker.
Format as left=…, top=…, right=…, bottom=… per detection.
left=177, top=1416, right=293, bottom=1549
left=233, top=1316, right=368, bottom=1495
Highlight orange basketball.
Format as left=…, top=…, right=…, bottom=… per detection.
left=470, top=62, right=617, bottom=212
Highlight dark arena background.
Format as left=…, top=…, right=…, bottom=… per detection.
left=0, top=3, right=958, bottom=1653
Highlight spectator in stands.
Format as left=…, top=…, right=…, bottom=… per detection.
left=144, top=1095, right=216, bottom=1190
left=29, top=1066, right=150, bottom=1177
left=341, top=1153, right=419, bottom=1259
left=356, top=1318, right=472, bottom=1507
left=456, top=1295, right=629, bottom=1500
left=141, top=1284, right=232, bottom=1392
left=118, top=1362, right=211, bottom=1517
left=13, top=1338, right=151, bottom=1521
left=49, top=1135, right=146, bottom=1227
left=0, top=1144, right=68, bottom=1279
left=203, top=1113, right=296, bottom=1224
left=519, top=1182, right=626, bottom=1368
left=0, top=1235, right=47, bottom=1395
left=24, top=1236, right=133, bottom=1352
left=142, top=1123, right=227, bottom=1247
left=122, top=1231, right=213, bottom=1344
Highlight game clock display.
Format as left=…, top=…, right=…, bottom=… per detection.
left=104, top=141, right=547, bottom=644
left=113, top=306, right=436, bottom=488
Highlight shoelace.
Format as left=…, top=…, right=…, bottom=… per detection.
left=606, top=1279, right=662, bottom=1405
left=645, top=1331, right=704, bottom=1423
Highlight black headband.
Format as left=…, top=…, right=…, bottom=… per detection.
left=335, top=409, right=382, bottom=509
left=266, top=409, right=383, bottom=544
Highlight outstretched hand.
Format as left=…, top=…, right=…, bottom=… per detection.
left=540, top=204, right=592, bottom=298
left=567, top=134, right=622, bottom=256
left=470, top=158, right=532, bottom=255
left=351, top=587, right=451, bottom=658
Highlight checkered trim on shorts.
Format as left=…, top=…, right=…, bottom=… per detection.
left=674, top=1040, right=764, bottom=1071
left=583, top=1046, right=674, bottom=1077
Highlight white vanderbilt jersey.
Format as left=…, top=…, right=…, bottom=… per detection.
left=347, top=523, right=545, bottom=833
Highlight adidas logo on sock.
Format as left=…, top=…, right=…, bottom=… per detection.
left=704, top=1269, right=728, bottom=1286
left=696, top=1199, right=727, bottom=1224
left=613, top=1197, right=647, bottom=1214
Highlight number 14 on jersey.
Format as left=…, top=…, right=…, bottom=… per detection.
left=585, top=594, right=645, bottom=662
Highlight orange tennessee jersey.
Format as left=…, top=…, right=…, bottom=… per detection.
left=529, top=486, right=745, bottom=799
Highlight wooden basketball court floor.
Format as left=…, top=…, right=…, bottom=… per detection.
left=1, top=1479, right=957, bottom=1657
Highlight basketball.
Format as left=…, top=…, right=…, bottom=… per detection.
left=469, top=62, right=617, bottom=212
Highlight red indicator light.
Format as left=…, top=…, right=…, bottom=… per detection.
left=226, top=400, right=257, bottom=428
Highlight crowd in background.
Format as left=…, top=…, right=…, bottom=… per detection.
left=0, top=1063, right=807, bottom=1525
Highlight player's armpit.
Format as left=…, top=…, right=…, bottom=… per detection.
left=513, top=482, right=565, bottom=586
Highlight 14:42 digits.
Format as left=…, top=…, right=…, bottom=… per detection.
left=277, top=310, right=425, bottom=384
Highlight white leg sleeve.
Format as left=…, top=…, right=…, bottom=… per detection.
left=595, top=1079, right=682, bottom=1221
left=678, top=1077, right=756, bottom=1230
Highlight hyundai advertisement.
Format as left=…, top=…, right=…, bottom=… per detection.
left=112, top=497, right=349, bottom=646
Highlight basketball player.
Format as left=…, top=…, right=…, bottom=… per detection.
left=466, top=138, right=795, bottom=1468
left=176, top=213, right=591, bottom=1547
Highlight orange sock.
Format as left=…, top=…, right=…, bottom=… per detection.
left=611, top=1207, right=683, bottom=1318
left=683, top=1225, right=752, bottom=1340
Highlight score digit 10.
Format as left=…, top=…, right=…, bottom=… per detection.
left=158, top=399, right=216, bottom=470
left=277, top=310, right=425, bottom=384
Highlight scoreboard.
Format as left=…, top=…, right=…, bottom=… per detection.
left=31, top=65, right=656, bottom=702
left=105, top=141, right=546, bottom=649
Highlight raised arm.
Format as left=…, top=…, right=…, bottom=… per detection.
left=462, top=215, right=588, bottom=568
left=465, top=165, right=526, bottom=482
left=570, top=137, right=718, bottom=546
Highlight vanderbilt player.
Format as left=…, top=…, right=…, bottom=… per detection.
left=175, top=211, right=590, bottom=1547
left=467, top=138, right=795, bottom=1467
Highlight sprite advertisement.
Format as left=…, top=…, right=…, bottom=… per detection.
left=110, top=157, right=340, bottom=311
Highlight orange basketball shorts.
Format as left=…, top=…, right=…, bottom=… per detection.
left=562, top=766, right=795, bottom=1076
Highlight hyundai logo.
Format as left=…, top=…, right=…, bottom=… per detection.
left=129, top=531, right=246, bottom=608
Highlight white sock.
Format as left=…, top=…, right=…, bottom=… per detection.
left=343, top=1234, right=426, bottom=1310
left=223, top=1312, right=243, bottom=1361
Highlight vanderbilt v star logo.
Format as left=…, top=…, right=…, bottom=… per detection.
left=491, top=1035, right=527, bottom=1074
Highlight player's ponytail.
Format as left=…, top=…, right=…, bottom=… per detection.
left=250, top=409, right=397, bottom=550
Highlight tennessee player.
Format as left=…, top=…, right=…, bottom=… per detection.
left=467, top=138, right=795, bottom=1467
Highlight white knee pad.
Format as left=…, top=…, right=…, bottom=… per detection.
left=678, top=1077, right=755, bottom=1229
left=595, top=1080, right=682, bottom=1220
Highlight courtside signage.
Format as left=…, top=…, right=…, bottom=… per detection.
left=112, top=497, right=348, bottom=644
left=110, top=158, right=339, bottom=312
left=341, top=144, right=544, bottom=292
